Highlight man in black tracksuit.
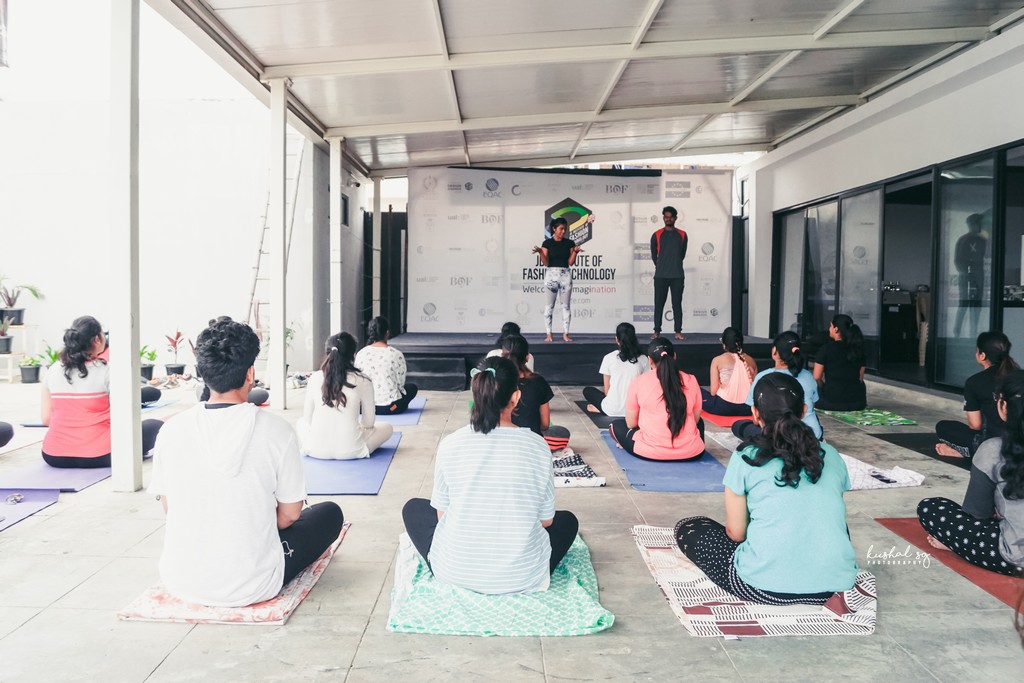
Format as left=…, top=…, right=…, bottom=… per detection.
left=649, top=205, right=688, bottom=340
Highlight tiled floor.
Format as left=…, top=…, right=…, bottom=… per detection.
left=0, top=377, right=1021, bottom=681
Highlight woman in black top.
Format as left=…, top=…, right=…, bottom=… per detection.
left=503, top=334, right=571, bottom=451
left=935, top=331, right=1019, bottom=459
left=812, top=314, right=866, bottom=411
left=532, top=216, right=582, bottom=343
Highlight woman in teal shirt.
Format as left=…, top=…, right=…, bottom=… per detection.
left=675, top=372, right=858, bottom=604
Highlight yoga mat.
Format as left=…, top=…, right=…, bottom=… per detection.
left=702, top=412, right=749, bottom=428
left=141, top=398, right=179, bottom=413
left=0, top=461, right=111, bottom=492
left=875, top=518, right=1024, bottom=609
left=599, top=431, right=724, bottom=492
left=632, top=525, right=876, bottom=637
left=574, top=400, right=616, bottom=429
left=376, top=396, right=426, bottom=426
left=552, top=450, right=606, bottom=488
left=118, top=523, right=350, bottom=625
left=871, top=432, right=971, bottom=471
left=0, top=488, right=59, bottom=532
left=818, top=409, right=917, bottom=426
left=388, top=533, right=614, bottom=636
left=0, top=426, right=47, bottom=456
left=303, top=432, right=402, bottom=495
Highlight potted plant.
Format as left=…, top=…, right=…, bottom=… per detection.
left=40, top=343, right=60, bottom=368
left=19, top=354, right=41, bottom=383
left=0, top=317, right=12, bottom=354
left=0, top=274, right=44, bottom=326
left=140, top=345, right=157, bottom=381
left=165, top=330, right=186, bottom=376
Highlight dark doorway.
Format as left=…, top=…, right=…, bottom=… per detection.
left=379, top=209, right=408, bottom=338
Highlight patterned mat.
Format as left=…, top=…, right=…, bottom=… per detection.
left=117, top=523, right=349, bottom=625
left=819, top=409, right=917, bottom=426
left=387, top=533, right=614, bottom=636
left=632, top=525, right=876, bottom=638
left=704, top=431, right=924, bottom=490
left=552, top=450, right=606, bottom=488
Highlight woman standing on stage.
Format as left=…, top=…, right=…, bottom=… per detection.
left=532, top=217, right=582, bottom=343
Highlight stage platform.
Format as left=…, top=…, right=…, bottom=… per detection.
left=390, top=332, right=774, bottom=390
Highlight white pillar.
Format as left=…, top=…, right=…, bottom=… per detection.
left=372, top=177, right=382, bottom=317
left=328, top=137, right=345, bottom=332
left=748, top=169, right=774, bottom=337
left=268, top=79, right=288, bottom=408
left=109, top=0, right=143, bottom=491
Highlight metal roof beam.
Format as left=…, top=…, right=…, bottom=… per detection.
left=813, top=0, right=868, bottom=40
left=263, top=27, right=987, bottom=80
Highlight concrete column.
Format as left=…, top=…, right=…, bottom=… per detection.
left=109, top=0, right=143, bottom=492
left=311, top=145, right=330, bottom=352
left=328, top=137, right=344, bottom=332
left=372, top=178, right=382, bottom=317
left=748, top=169, right=774, bottom=337
left=268, top=78, right=288, bottom=408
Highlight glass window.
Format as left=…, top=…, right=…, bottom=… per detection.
left=839, top=190, right=882, bottom=369
left=777, top=210, right=805, bottom=336
left=1001, top=147, right=1024, bottom=360
left=935, top=156, right=994, bottom=386
left=802, top=201, right=838, bottom=342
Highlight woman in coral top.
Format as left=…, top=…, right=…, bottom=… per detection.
left=41, top=315, right=163, bottom=468
left=610, top=337, right=705, bottom=461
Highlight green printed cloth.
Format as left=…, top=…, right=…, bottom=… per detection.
left=818, top=409, right=917, bottom=426
left=387, top=533, right=614, bottom=637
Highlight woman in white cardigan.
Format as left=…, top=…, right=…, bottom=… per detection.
left=298, top=332, right=393, bottom=459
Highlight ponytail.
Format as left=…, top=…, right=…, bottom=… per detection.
left=773, top=331, right=805, bottom=377
left=995, top=370, right=1024, bottom=500
left=742, top=373, right=823, bottom=487
left=366, top=316, right=391, bottom=344
left=649, top=337, right=686, bottom=440
left=60, top=315, right=104, bottom=383
left=832, top=314, right=865, bottom=365
left=978, top=331, right=1020, bottom=380
left=320, top=332, right=359, bottom=408
left=615, top=322, right=643, bottom=363
left=500, top=334, right=532, bottom=377
left=495, top=321, right=521, bottom=350
left=470, top=356, right=520, bottom=434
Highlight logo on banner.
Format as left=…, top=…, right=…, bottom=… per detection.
left=545, top=197, right=595, bottom=245
left=464, top=182, right=474, bottom=191
left=423, top=176, right=437, bottom=192
left=606, top=183, right=628, bottom=194
left=699, top=242, right=717, bottom=262
left=447, top=182, right=462, bottom=192
left=851, top=245, right=869, bottom=265
left=512, top=184, right=522, bottom=196
left=421, top=303, right=439, bottom=323
left=651, top=215, right=659, bottom=223
left=710, top=308, right=720, bottom=317
left=484, top=178, right=502, bottom=198
left=450, top=276, right=473, bottom=288
left=480, top=214, right=502, bottom=225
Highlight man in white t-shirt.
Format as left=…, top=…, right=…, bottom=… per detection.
left=149, top=319, right=344, bottom=607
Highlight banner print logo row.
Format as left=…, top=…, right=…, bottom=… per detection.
left=408, top=167, right=733, bottom=334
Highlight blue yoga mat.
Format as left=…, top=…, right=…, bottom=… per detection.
left=376, top=397, right=426, bottom=426
left=0, top=488, right=60, bottom=532
left=141, top=398, right=179, bottom=412
left=599, top=431, right=725, bottom=492
left=303, top=432, right=402, bottom=495
left=0, top=461, right=112, bottom=492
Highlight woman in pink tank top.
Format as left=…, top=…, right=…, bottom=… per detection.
left=701, top=327, right=757, bottom=417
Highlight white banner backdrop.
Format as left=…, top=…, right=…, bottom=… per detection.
left=407, top=167, right=733, bottom=334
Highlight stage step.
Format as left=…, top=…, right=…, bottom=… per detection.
left=407, top=355, right=468, bottom=391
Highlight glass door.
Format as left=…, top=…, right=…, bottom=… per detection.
left=839, top=190, right=882, bottom=369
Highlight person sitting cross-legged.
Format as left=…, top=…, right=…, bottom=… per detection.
left=148, top=319, right=344, bottom=607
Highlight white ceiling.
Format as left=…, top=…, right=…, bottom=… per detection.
left=152, top=0, right=1024, bottom=176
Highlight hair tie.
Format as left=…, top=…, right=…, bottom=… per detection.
left=329, top=347, right=339, bottom=354
left=470, top=367, right=497, bottom=378
left=791, top=346, right=799, bottom=353
left=659, top=350, right=669, bottom=357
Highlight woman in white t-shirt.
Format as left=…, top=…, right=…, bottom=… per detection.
left=297, top=332, right=394, bottom=460
left=355, top=316, right=419, bottom=415
left=401, top=356, right=579, bottom=594
left=582, top=322, right=649, bottom=416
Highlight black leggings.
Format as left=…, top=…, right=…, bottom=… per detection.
left=402, top=498, right=579, bottom=574
left=279, top=502, right=346, bottom=585
left=42, top=419, right=165, bottom=468
left=700, top=388, right=752, bottom=417
left=582, top=386, right=607, bottom=413
left=610, top=418, right=705, bottom=461
left=917, top=497, right=1022, bottom=576
left=935, top=420, right=985, bottom=458
left=0, top=422, right=12, bottom=449
left=376, top=384, right=419, bottom=415
left=674, top=516, right=837, bottom=605
left=653, top=277, right=684, bottom=334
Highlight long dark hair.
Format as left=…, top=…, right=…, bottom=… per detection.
left=470, top=356, right=520, bottom=434
left=366, top=316, right=390, bottom=344
left=320, top=332, right=360, bottom=408
left=742, top=373, right=824, bottom=488
left=501, top=334, right=532, bottom=377
left=616, top=322, right=643, bottom=363
left=831, top=314, right=864, bottom=365
left=649, top=337, right=687, bottom=440
left=59, top=316, right=104, bottom=383
left=978, top=331, right=1019, bottom=380
left=722, top=326, right=744, bottom=355
left=773, top=331, right=805, bottom=376
left=494, top=321, right=521, bottom=349
left=995, top=370, right=1024, bottom=500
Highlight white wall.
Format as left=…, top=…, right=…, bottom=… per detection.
left=739, top=23, right=1024, bottom=336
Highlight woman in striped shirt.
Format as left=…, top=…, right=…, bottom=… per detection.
left=402, top=356, right=579, bottom=594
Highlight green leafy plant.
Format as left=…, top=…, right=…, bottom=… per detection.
left=140, top=345, right=158, bottom=363
left=0, top=274, right=44, bottom=308
left=166, top=330, right=185, bottom=363
left=40, top=343, right=60, bottom=367
left=19, top=355, right=40, bottom=367
left=0, top=316, right=10, bottom=336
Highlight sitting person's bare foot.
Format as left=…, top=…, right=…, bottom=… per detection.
left=544, top=334, right=554, bottom=342
left=935, top=442, right=964, bottom=458
left=674, top=332, right=685, bottom=340
left=563, top=333, right=573, bottom=342
left=585, top=403, right=601, bottom=414
left=926, top=534, right=950, bottom=551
